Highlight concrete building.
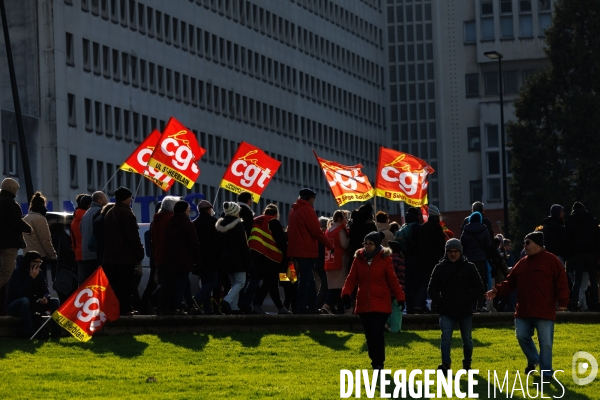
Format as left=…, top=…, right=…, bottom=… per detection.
left=1, top=0, right=389, bottom=223
left=386, top=0, right=552, bottom=234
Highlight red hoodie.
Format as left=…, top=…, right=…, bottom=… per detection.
left=70, top=208, right=86, bottom=261
left=286, top=199, right=332, bottom=258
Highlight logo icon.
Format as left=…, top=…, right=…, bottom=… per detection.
left=572, top=351, right=598, bottom=385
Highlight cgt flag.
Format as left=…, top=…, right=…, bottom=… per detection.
left=120, top=129, right=175, bottom=191
left=375, top=146, right=434, bottom=207
left=51, top=267, right=120, bottom=342
left=314, top=151, right=375, bottom=206
left=147, top=117, right=206, bottom=189
left=220, top=141, right=281, bottom=203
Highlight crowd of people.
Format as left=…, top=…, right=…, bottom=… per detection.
left=0, top=175, right=598, bottom=375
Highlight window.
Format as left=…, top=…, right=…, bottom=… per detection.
left=481, top=18, right=494, bottom=40
left=486, top=125, right=499, bottom=147
left=84, top=98, right=93, bottom=131
left=94, top=101, right=103, bottom=133
left=470, top=181, right=483, bottom=204
left=520, top=15, right=533, bottom=37
left=112, top=49, right=120, bottom=80
left=487, top=178, right=501, bottom=200
left=66, top=33, right=74, bottom=66
left=501, top=16, right=513, bottom=38
left=92, top=42, right=100, bottom=74
left=86, top=158, right=95, bottom=191
left=96, top=161, right=104, bottom=188
left=468, top=127, right=481, bottom=151
left=504, top=71, right=519, bottom=93
left=501, top=0, right=512, bottom=13
left=82, top=39, right=91, bottom=71
left=465, top=74, right=479, bottom=97
left=538, top=0, right=552, bottom=35
left=104, top=104, right=112, bottom=136
left=114, top=107, right=122, bottom=138
left=523, top=69, right=536, bottom=85
left=464, top=21, right=476, bottom=43
left=68, top=93, right=77, bottom=127
left=69, top=155, right=78, bottom=188
left=488, top=151, right=500, bottom=174
left=481, top=0, right=493, bottom=15
left=485, top=72, right=499, bottom=94
left=102, top=45, right=110, bottom=78
left=520, top=0, right=532, bottom=12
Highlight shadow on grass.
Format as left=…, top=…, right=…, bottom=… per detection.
left=0, top=338, right=46, bottom=358
left=304, top=331, right=354, bottom=351
left=60, top=334, right=149, bottom=358
left=157, top=332, right=210, bottom=351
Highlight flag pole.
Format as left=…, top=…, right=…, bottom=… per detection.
left=30, top=316, right=52, bottom=340
left=212, top=187, right=221, bottom=209
left=132, top=174, right=143, bottom=200
left=101, top=168, right=120, bottom=193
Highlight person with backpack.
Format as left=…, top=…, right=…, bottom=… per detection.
left=394, top=207, right=422, bottom=313
left=79, top=191, right=108, bottom=283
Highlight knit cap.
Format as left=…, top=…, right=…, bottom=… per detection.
left=223, top=201, right=241, bottom=216
left=525, top=231, right=544, bottom=247
left=364, top=231, right=384, bottom=247
left=445, top=238, right=463, bottom=254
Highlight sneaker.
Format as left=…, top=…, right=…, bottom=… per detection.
left=252, top=306, right=267, bottom=314
left=320, top=304, right=333, bottom=315
left=438, top=363, right=451, bottom=374
left=462, top=361, right=472, bottom=371
left=278, top=307, right=292, bottom=315
left=221, top=300, right=232, bottom=315
left=525, top=364, right=538, bottom=374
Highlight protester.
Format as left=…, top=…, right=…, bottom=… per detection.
left=6, top=251, right=61, bottom=339
left=237, top=191, right=255, bottom=239
left=286, top=188, right=333, bottom=314
left=247, top=204, right=290, bottom=314
left=166, top=201, right=202, bottom=314
left=486, top=231, right=569, bottom=378
left=79, top=191, right=109, bottom=283
left=540, top=204, right=566, bottom=261
left=23, top=192, right=57, bottom=278
left=93, top=203, right=114, bottom=278
left=375, top=211, right=394, bottom=247
left=140, top=201, right=162, bottom=314
left=395, top=207, right=422, bottom=313
left=0, top=178, right=32, bottom=315
left=428, top=239, right=484, bottom=373
left=71, top=194, right=92, bottom=285
left=322, top=210, right=350, bottom=314
left=348, top=203, right=377, bottom=256
left=314, top=216, right=329, bottom=310
left=103, top=187, right=145, bottom=315
left=49, top=219, right=78, bottom=304
left=217, top=201, right=251, bottom=314
left=389, top=221, right=401, bottom=235
left=460, top=201, right=494, bottom=241
left=342, top=231, right=405, bottom=370
left=387, top=240, right=406, bottom=332
left=151, top=196, right=179, bottom=314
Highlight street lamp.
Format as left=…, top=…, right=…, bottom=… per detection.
left=484, top=51, right=509, bottom=237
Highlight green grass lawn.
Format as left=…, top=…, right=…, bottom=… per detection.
left=0, top=323, right=598, bottom=399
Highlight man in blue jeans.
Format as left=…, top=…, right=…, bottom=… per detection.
left=428, top=238, right=484, bottom=373
left=286, top=188, right=333, bottom=314
left=486, top=231, right=569, bottom=378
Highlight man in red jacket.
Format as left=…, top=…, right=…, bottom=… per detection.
left=287, top=188, right=333, bottom=314
left=486, top=231, right=569, bottom=379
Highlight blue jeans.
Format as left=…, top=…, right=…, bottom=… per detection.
left=6, top=297, right=61, bottom=337
left=515, top=318, right=555, bottom=376
left=194, top=269, right=219, bottom=312
left=295, top=258, right=318, bottom=313
left=440, top=315, right=473, bottom=366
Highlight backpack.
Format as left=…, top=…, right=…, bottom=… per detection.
left=394, top=223, right=416, bottom=254
left=86, top=210, right=102, bottom=252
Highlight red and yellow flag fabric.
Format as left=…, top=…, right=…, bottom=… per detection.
left=120, top=129, right=175, bottom=191
left=147, top=117, right=206, bottom=189
left=220, top=141, right=281, bottom=203
left=314, top=151, right=374, bottom=206
left=375, top=147, right=434, bottom=207
left=51, top=267, right=120, bottom=342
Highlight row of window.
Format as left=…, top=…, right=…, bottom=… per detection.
left=388, top=23, right=433, bottom=43
left=470, top=178, right=504, bottom=204
left=391, top=121, right=436, bottom=142
left=71, top=0, right=383, bottom=88
left=1, top=140, right=18, bottom=176
left=389, top=62, right=434, bottom=83
left=390, top=102, right=436, bottom=123
left=465, top=69, right=535, bottom=97
left=387, top=2, right=433, bottom=24
left=388, top=42, right=434, bottom=63
left=390, top=82, right=436, bottom=103
left=67, top=92, right=381, bottom=170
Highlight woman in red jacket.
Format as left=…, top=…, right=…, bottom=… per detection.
left=342, top=231, right=406, bottom=370
left=71, top=194, right=92, bottom=285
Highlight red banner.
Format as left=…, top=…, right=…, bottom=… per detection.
left=220, top=142, right=281, bottom=203
left=120, top=129, right=175, bottom=191
left=375, top=147, right=434, bottom=207
left=314, top=151, right=374, bottom=206
left=51, top=267, right=120, bottom=342
left=147, top=117, right=206, bottom=189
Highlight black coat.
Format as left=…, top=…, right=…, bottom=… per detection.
left=49, top=224, right=77, bottom=273
left=461, top=214, right=494, bottom=242
left=6, top=260, right=51, bottom=305
left=348, top=210, right=378, bottom=255
left=166, top=213, right=202, bottom=274
left=428, top=255, right=484, bottom=317
left=460, top=222, right=492, bottom=263
left=565, top=208, right=600, bottom=257
left=216, top=215, right=251, bottom=273
left=193, top=212, right=220, bottom=270
left=238, top=203, right=255, bottom=239
left=417, top=216, right=446, bottom=274
left=0, top=190, right=31, bottom=249
left=541, top=216, right=566, bottom=258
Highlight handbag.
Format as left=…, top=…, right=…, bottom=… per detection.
left=53, top=268, right=77, bottom=296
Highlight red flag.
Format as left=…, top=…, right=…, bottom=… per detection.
left=120, top=129, right=175, bottom=191
left=51, top=267, right=120, bottom=342
left=313, top=151, right=374, bottom=206
left=220, top=141, right=281, bottom=203
left=147, top=117, right=206, bottom=189
left=375, top=147, right=434, bottom=207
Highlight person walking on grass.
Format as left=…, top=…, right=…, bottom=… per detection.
left=321, top=210, right=350, bottom=315
left=485, top=231, right=569, bottom=378
left=428, top=239, right=484, bottom=373
left=342, top=231, right=405, bottom=370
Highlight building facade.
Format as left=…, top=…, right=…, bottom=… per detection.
left=386, top=0, right=552, bottom=233
left=1, top=0, right=389, bottom=223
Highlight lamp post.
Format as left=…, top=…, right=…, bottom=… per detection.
left=484, top=51, right=509, bottom=237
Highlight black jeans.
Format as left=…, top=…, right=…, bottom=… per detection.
left=569, top=254, right=599, bottom=309
left=104, top=263, right=135, bottom=314
left=359, top=312, right=391, bottom=368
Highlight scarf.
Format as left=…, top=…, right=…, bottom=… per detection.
left=364, top=245, right=383, bottom=262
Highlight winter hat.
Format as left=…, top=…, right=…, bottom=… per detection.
left=115, top=186, right=133, bottom=202
left=364, top=231, right=384, bottom=247
left=469, top=211, right=482, bottom=224
left=572, top=201, right=585, bottom=211
left=159, top=196, right=180, bottom=213
left=173, top=200, right=190, bottom=214
left=428, top=205, right=440, bottom=217
left=445, top=238, right=463, bottom=254
left=299, top=188, right=317, bottom=198
left=525, top=231, right=544, bottom=248
left=550, top=204, right=564, bottom=218
left=79, top=195, right=93, bottom=210
left=197, top=200, right=213, bottom=209
left=358, top=202, right=374, bottom=215
left=223, top=201, right=241, bottom=216
left=23, top=251, right=42, bottom=268
left=1, top=178, right=19, bottom=195
left=388, top=240, right=402, bottom=254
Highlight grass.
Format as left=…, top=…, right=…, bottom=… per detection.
left=0, top=323, right=598, bottom=399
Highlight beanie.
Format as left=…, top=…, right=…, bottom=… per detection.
left=173, top=200, right=190, bottom=214
left=197, top=200, right=213, bottom=209
left=445, top=238, right=463, bottom=254
left=388, top=240, right=402, bottom=254
left=469, top=211, right=482, bottom=224
left=223, top=201, right=241, bottom=216
left=115, top=186, right=133, bottom=202
left=364, top=231, right=384, bottom=247
left=525, top=231, right=544, bottom=247
left=572, top=201, right=585, bottom=211
left=23, top=251, right=42, bottom=268
left=1, top=178, right=19, bottom=195
left=550, top=204, right=564, bottom=219
left=428, top=205, right=440, bottom=217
